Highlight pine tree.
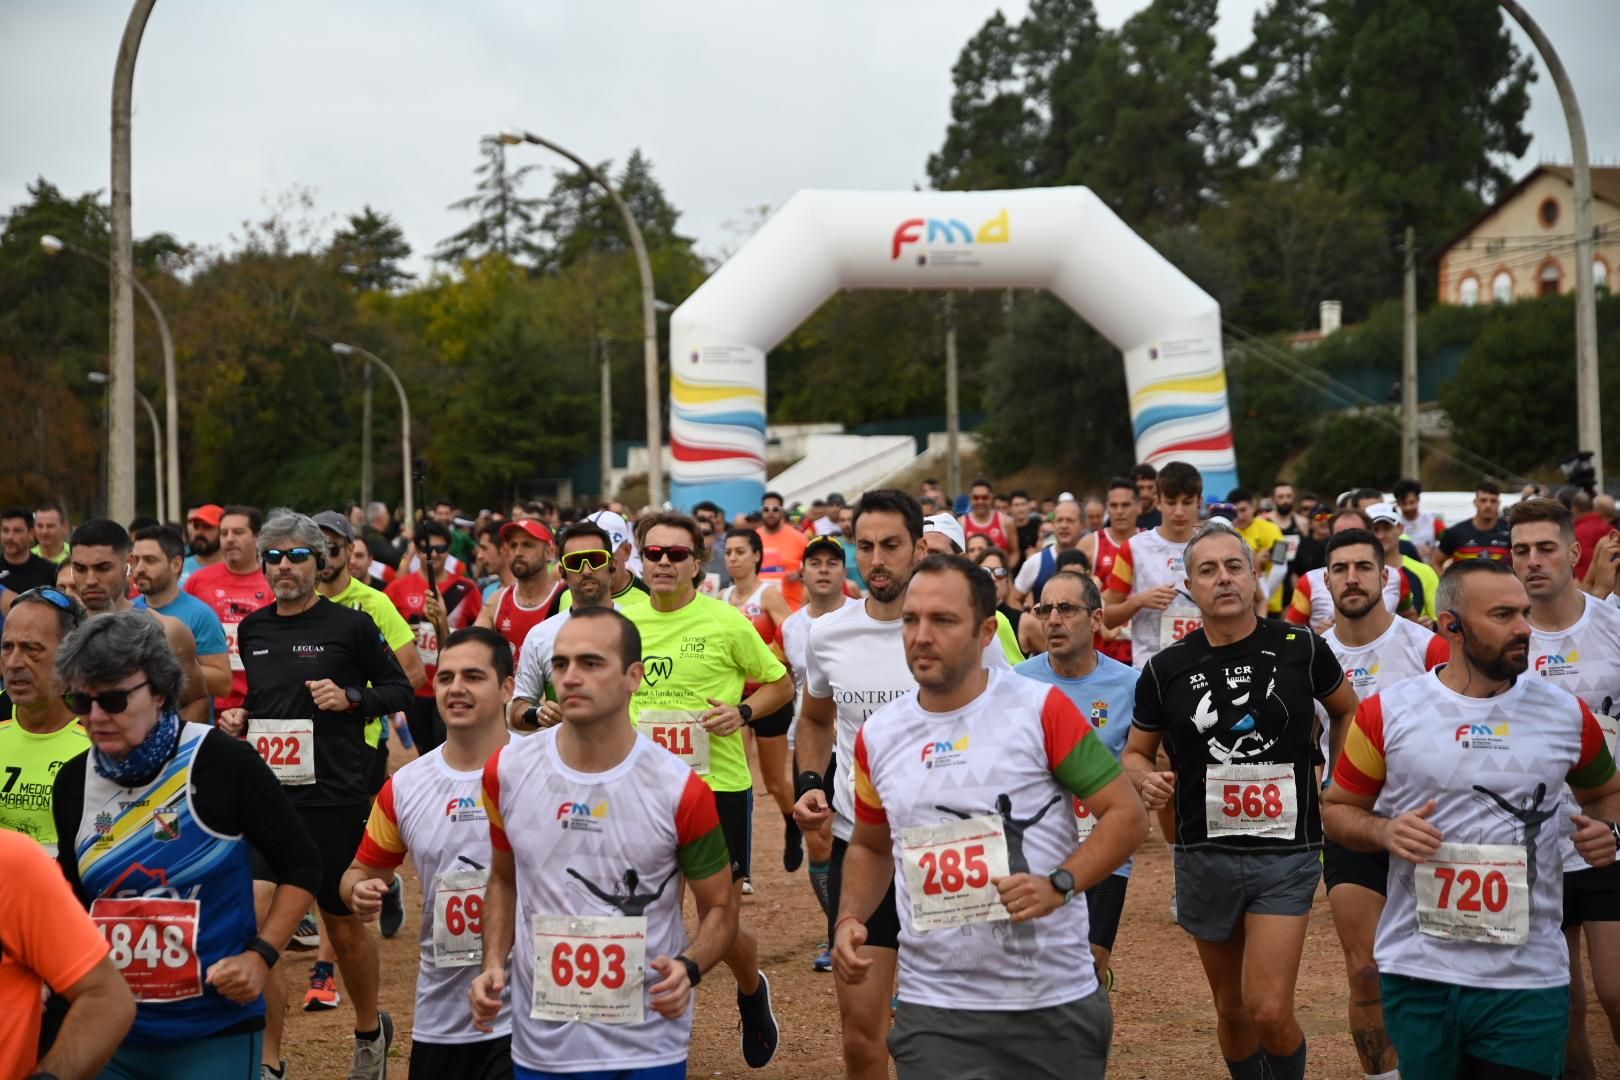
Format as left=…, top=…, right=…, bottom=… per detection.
left=331, top=205, right=413, bottom=291
left=434, top=136, right=546, bottom=265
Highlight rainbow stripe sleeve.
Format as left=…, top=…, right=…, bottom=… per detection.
left=481, top=747, right=510, bottom=852
left=1042, top=688, right=1122, bottom=799
left=853, top=730, right=886, bottom=825
left=1569, top=700, right=1617, bottom=791
left=675, top=771, right=731, bottom=879
left=1332, top=697, right=1387, bottom=797
left=1285, top=578, right=1312, bottom=625
left=1103, top=539, right=1134, bottom=596
left=354, top=778, right=407, bottom=869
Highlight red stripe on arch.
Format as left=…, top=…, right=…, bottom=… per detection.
left=1156, top=433, right=1234, bottom=456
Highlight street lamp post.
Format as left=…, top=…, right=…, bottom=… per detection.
left=332, top=342, right=413, bottom=529
left=498, top=129, right=663, bottom=507
left=43, top=234, right=180, bottom=522
left=108, top=0, right=159, bottom=525
left=88, top=372, right=163, bottom=521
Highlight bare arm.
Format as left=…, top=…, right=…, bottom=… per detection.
left=475, top=592, right=499, bottom=630
left=1318, top=678, right=1362, bottom=777
left=35, top=955, right=136, bottom=1079
left=160, top=615, right=210, bottom=722
left=745, top=672, right=794, bottom=719
left=197, top=652, right=232, bottom=698
left=469, top=845, right=516, bottom=1032
left=392, top=641, right=428, bottom=692
left=830, top=816, right=895, bottom=983
left=342, top=860, right=400, bottom=921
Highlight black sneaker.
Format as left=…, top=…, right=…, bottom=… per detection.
left=782, top=815, right=804, bottom=873
left=737, top=971, right=780, bottom=1068
left=379, top=877, right=404, bottom=939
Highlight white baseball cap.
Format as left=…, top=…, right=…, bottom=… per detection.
left=923, top=512, right=967, bottom=552
left=586, top=509, right=641, bottom=574
left=1366, top=502, right=1402, bottom=527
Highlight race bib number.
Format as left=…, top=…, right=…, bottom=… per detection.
left=224, top=621, right=244, bottom=672
left=432, top=868, right=487, bottom=968
left=1159, top=604, right=1203, bottom=650
left=415, top=620, right=440, bottom=667
left=1415, top=842, right=1529, bottom=945
left=90, top=897, right=202, bottom=1002
left=530, top=915, right=646, bottom=1024
left=1074, top=799, right=1097, bottom=841
left=1205, top=763, right=1298, bottom=839
left=248, top=717, right=316, bottom=785
left=639, top=711, right=710, bottom=776
left=899, top=813, right=1011, bottom=931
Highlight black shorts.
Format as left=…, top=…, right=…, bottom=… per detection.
left=258, top=803, right=371, bottom=916
left=1323, top=837, right=1389, bottom=896
left=750, top=700, right=793, bottom=738
left=828, top=836, right=901, bottom=949
left=713, top=788, right=753, bottom=881
left=1563, top=862, right=1620, bottom=929
left=410, top=1035, right=513, bottom=1080
left=1085, top=873, right=1129, bottom=952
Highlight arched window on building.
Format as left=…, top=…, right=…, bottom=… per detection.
left=1492, top=270, right=1514, bottom=304
left=1459, top=275, right=1480, bottom=306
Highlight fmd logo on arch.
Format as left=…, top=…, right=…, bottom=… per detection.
left=891, top=210, right=1011, bottom=262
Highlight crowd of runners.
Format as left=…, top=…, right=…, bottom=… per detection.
left=2, top=464, right=1620, bottom=1079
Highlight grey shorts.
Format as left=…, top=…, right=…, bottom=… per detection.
left=1173, top=847, right=1322, bottom=942
left=888, top=988, right=1112, bottom=1080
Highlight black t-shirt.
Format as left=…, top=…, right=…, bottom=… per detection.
left=238, top=597, right=414, bottom=808
left=1136, top=508, right=1163, bottom=531
left=1439, top=517, right=1512, bottom=563
left=1133, top=617, right=1344, bottom=853
left=0, top=553, right=58, bottom=595
left=1016, top=516, right=1043, bottom=557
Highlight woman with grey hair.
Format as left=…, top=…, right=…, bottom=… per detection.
left=49, top=610, right=320, bottom=1079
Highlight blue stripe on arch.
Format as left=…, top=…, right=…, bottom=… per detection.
left=1131, top=402, right=1221, bottom=442
left=672, top=408, right=766, bottom=432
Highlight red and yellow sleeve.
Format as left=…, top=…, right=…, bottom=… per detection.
left=1285, top=577, right=1312, bottom=625
left=1424, top=636, right=1450, bottom=670
left=1103, top=539, right=1134, bottom=597
left=354, top=778, right=407, bottom=869
left=1569, top=700, right=1617, bottom=791
left=1331, top=697, right=1388, bottom=796
left=481, top=747, right=510, bottom=851
left=853, top=730, right=886, bottom=825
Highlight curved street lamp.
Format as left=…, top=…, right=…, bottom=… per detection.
left=498, top=129, right=665, bottom=507
left=43, top=233, right=180, bottom=522
left=88, top=371, right=163, bottom=521
left=332, top=342, right=413, bottom=529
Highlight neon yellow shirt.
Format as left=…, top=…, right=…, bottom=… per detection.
left=994, top=610, right=1025, bottom=664
left=1240, top=518, right=1287, bottom=613
left=623, top=592, right=787, bottom=793
left=30, top=543, right=69, bottom=567
left=0, top=718, right=90, bottom=854
left=326, top=576, right=417, bottom=747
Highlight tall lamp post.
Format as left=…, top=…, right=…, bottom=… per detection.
left=88, top=371, right=163, bottom=521
left=332, top=342, right=413, bottom=529
left=498, top=129, right=664, bottom=507
left=43, top=234, right=180, bottom=521
left=108, top=0, right=159, bottom=525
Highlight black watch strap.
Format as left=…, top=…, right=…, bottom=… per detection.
left=245, top=936, right=280, bottom=968
left=795, top=770, right=824, bottom=802
left=737, top=702, right=753, bottom=726
left=522, top=705, right=540, bottom=729
left=675, top=953, right=701, bottom=988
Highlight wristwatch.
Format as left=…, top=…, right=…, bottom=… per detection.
left=1608, top=821, right=1620, bottom=852
left=1048, top=868, right=1077, bottom=905
left=345, top=687, right=364, bottom=708
left=245, top=936, right=280, bottom=968
left=675, top=953, right=701, bottom=988
left=521, top=705, right=540, bottom=729
left=737, top=703, right=753, bottom=727
left=795, top=770, right=824, bottom=802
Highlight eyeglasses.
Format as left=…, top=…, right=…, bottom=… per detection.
left=327, top=543, right=348, bottom=559
left=16, top=586, right=74, bottom=610
left=985, top=566, right=1008, bottom=578
left=642, top=545, right=694, bottom=564
left=416, top=542, right=451, bottom=555
left=263, top=548, right=317, bottom=565
left=1034, top=602, right=1092, bottom=619
left=63, top=680, right=151, bottom=717
left=560, top=548, right=612, bottom=573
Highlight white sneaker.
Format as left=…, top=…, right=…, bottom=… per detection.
left=741, top=877, right=754, bottom=896
left=348, top=1010, right=393, bottom=1080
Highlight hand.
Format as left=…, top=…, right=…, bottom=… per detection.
left=349, top=877, right=390, bottom=922
left=1139, top=771, right=1175, bottom=810
left=832, top=918, right=872, bottom=984
left=647, top=955, right=692, bottom=1019
left=217, top=708, right=248, bottom=737
left=423, top=591, right=447, bottom=630
left=700, top=697, right=744, bottom=736
left=994, top=873, right=1064, bottom=923
left=1571, top=815, right=1617, bottom=868
left=1138, top=585, right=1178, bottom=612
left=793, top=788, right=831, bottom=832
left=469, top=967, right=507, bottom=1033
left=1382, top=799, right=1444, bottom=863
left=307, top=679, right=354, bottom=712
left=205, top=951, right=269, bottom=1005
left=538, top=701, right=564, bottom=728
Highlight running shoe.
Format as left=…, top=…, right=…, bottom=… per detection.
left=261, top=1061, right=286, bottom=1080
left=303, top=963, right=341, bottom=1011
left=737, top=971, right=779, bottom=1068
left=741, top=877, right=754, bottom=896
left=289, top=914, right=320, bottom=950
left=379, top=877, right=404, bottom=939
left=348, top=1010, right=393, bottom=1080
left=782, top=816, right=804, bottom=873
left=812, top=946, right=832, bottom=973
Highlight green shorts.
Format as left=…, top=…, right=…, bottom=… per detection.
left=1381, top=973, right=1568, bottom=1078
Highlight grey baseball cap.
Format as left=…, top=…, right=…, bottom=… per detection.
left=312, top=510, right=355, bottom=543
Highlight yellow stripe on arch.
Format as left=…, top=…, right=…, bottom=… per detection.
left=1130, top=371, right=1228, bottom=412
left=671, top=375, right=766, bottom=407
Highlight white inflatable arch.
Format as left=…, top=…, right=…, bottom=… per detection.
left=668, top=186, right=1238, bottom=512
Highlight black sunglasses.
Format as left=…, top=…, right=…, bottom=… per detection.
left=63, top=680, right=151, bottom=716
left=416, top=542, right=451, bottom=555
left=643, top=545, right=694, bottom=564
left=263, top=548, right=317, bottom=565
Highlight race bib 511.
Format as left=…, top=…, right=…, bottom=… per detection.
left=639, top=710, right=710, bottom=776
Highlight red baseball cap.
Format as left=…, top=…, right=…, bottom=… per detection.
left=187, top=504, right=224, bottom=527
left=501, top=519, right=555, bottom=545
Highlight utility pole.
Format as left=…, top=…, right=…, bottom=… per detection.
left=1401, top=226, right=1419, bottom=479
left=944, top=293, right=961, bottom=502
left=599, top=332, right=615, bottom=500
left=360, top=362, right=373, bottom=507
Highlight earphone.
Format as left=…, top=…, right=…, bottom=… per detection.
left=1444, top=608, right=1462, bottom=635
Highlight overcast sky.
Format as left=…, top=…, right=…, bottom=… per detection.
left=3, top=1, right=1615, bottom=278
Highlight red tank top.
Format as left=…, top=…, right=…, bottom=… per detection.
left=724, top=582, right=776, bottom=695
left=961, top=512, right=1012, bottom=553
left=494, top=580, right=563, bottom=663
left=1092, top=530, right=1133, bottom=665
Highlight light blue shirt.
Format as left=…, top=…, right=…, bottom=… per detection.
left=137, top=591, right=228, bottom=723
left=1015, top=649, right=1139, bottom=878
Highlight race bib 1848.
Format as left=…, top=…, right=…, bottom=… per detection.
left=530, top=914, right=646, bottom=1024
left=90, top=897, right=203, bottom=1002
left=638, top=711, right=710, bottom=776
left=1415, top=842, right=1529, bottom=946
left=899, top=813, right=1011, bottom=931
left=1204, top=762, right=1298, bottom=840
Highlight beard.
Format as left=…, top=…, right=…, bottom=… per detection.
left=1275, top=499, right=1294, bottom=514
left=1467, top=636, right=1530, bottom=681
left=1333, top=591, right=1378, bottom=619
left=189, top=535, right=220, bottom=557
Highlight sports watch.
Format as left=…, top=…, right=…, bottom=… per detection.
left=245, top=935, right=281, bottom=968
left=737, top=703, right=753, bottom=726
left=345, top=686, right=364, bottom=708
left=675, top=953, right=702, bottom=988
left=1048, top=868, right=1077, bottom=905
